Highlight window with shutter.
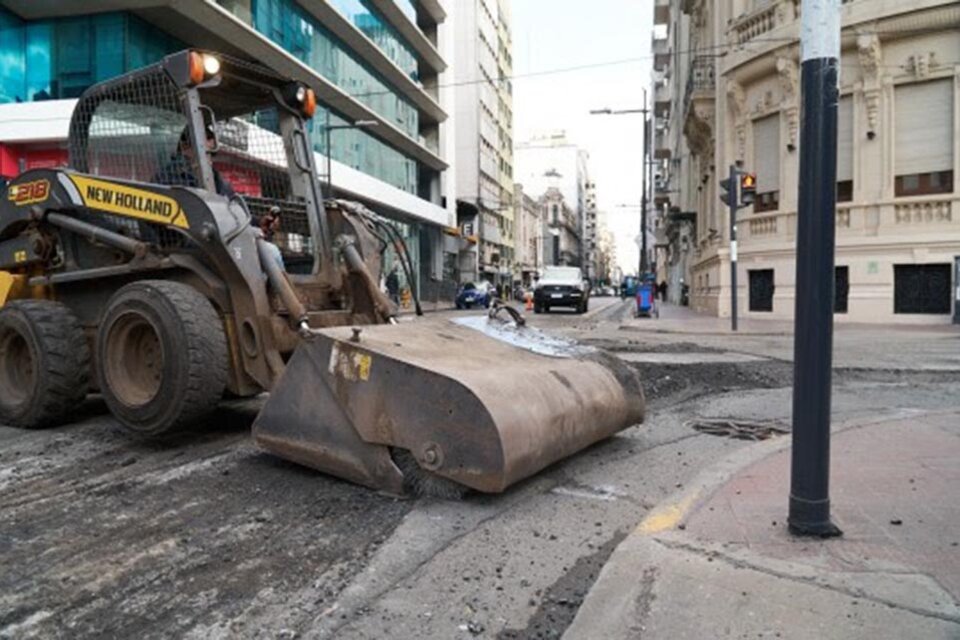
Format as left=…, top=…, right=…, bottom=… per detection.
left=837, top=95, right=854, bottom=202
left=753, top=114, right=780, bottom=212
left=895, top=79, right=954, bottom=196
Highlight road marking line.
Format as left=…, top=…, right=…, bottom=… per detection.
left=551, top=486, right=621, bottom=502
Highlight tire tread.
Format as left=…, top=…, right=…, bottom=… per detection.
left=99, top=280, right=227, bottom=435
left=0, top=300, right=90, bottom=428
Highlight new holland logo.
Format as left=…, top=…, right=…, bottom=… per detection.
left=69, top=176, right=189, bottom=229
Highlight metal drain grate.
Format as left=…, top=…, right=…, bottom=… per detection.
left=686, top=418, right=790, bottom=441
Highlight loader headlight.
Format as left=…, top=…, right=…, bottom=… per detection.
left=202, top=54, right=221, bottom=76
left=188, top=51, right=221, bottom=85
left=284, top=83, right=317, bottom=118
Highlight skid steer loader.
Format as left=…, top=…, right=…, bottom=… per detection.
left=0, top=51, right=645, bottom=495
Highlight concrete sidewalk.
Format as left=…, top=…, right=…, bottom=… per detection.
left=621, top=302, right=960, bottom=337
left=608, top=302, right=960, bottom=372
left=564, top=410, right=960, bottom=640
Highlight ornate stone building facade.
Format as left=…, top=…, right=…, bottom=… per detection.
left=655, top=0, right=960, bottom=323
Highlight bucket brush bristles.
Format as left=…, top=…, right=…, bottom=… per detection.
left=391, top=449, right=468, bottom=500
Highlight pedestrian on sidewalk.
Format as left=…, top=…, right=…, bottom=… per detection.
left=386, top=267, right=400, bottom=305
left=659, top=280, right=668, bottom=302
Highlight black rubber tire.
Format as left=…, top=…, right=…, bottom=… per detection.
left=533, top=302, right=542, bottom=314
left=97, top=280, right=227, bottom=436
left=0, top=300, right=91, bottom=428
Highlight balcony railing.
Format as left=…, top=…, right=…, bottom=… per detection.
left=729, top=0, right=801, bottom=45
left=653, top=37, right=670, bottom=72
left=683, top=56, right=716, bottom=119
left=735, top=194, right=957, bottom=246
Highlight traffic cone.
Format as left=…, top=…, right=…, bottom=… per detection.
left=525, top=292, right=533, bottom=311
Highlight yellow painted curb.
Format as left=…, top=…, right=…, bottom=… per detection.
left=635, top=490, right=699, bottom=535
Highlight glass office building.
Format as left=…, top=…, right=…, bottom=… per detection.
left=0, top=2, right=432, bottom=196
left=0, top=10, right=183, bottom=104
left=0, top=0, right=452, bottom=308
left=236, top=0, right=422, bottom=193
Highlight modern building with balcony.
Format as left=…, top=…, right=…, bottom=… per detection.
left=655, top=0, right=960, bottom=323
left=0, top=0, right=456, bottom=305
left=651, top=0, right=697, bottom=304
left=453, top=0, right=515, bottom=289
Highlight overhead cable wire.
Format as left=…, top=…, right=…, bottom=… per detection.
left=343, top=25, right=960, bottom=101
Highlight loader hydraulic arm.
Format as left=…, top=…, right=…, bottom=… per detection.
left=336, top=235, right=396, bottom=323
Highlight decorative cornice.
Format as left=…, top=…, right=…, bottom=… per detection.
left=856, top=32, right=882, bottom=85
left=775, top=57, right=798, bottom=104
left=726, top=80, right=747, bottom=162
left=726, top=80, right=746, bottom=118
left=856, top=32, right=882, bottom=137
left=776, top=57, right=799, bottom=150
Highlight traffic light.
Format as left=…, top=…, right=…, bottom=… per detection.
left=719, top=176, right=737, bottom=206
left=740, top=173, right=757, bottom=206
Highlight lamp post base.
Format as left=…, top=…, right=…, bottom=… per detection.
left=788, top=495, right=843, bottom=538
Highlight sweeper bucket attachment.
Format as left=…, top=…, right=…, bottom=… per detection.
left=252, top=317, right=645, bottom=495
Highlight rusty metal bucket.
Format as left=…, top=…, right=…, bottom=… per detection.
left=252, top=315, right=645, bottom=495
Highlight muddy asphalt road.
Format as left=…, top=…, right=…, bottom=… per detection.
left=2, top=297, right=958, bottom=639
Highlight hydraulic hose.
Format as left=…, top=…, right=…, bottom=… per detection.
left=375, top=220, right=422, bottom=316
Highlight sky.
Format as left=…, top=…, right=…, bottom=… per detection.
left=510, top=0, right=654, bottom=274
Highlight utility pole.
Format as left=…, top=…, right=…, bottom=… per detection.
left=789, top=0, right=843, bottom=538
left=728, top=165, right=739, bottom=332
left=588, top=100, right=651, bottom=276
left=639, top=89, right=650, bottom=277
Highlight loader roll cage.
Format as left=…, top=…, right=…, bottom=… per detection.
left=67, top=50, right=331, bottom=277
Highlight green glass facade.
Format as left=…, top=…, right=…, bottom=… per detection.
left=0, top=9, right=183, bottom=104
left=218, top=0, right=424, bottom=193
left=329, top=0, right=418, bottom=82
left=304, top=108, right=416, bottom=194
left=394, top=0, right=418, bottom=23
left=1, top=1, right=429, bottom=196
left=250, top=0, right=418, bottom=137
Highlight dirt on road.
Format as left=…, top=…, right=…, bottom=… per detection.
left=0, top=400, right=410, bottom=639
left=2, top=302, right=958, bottom=639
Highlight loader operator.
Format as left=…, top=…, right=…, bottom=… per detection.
left=156, top=125, right=285, bottom=271
left=155, top=124, right=236, bottom=198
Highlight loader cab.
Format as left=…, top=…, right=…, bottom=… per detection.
left=67, top=50, right=328, bottom=276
